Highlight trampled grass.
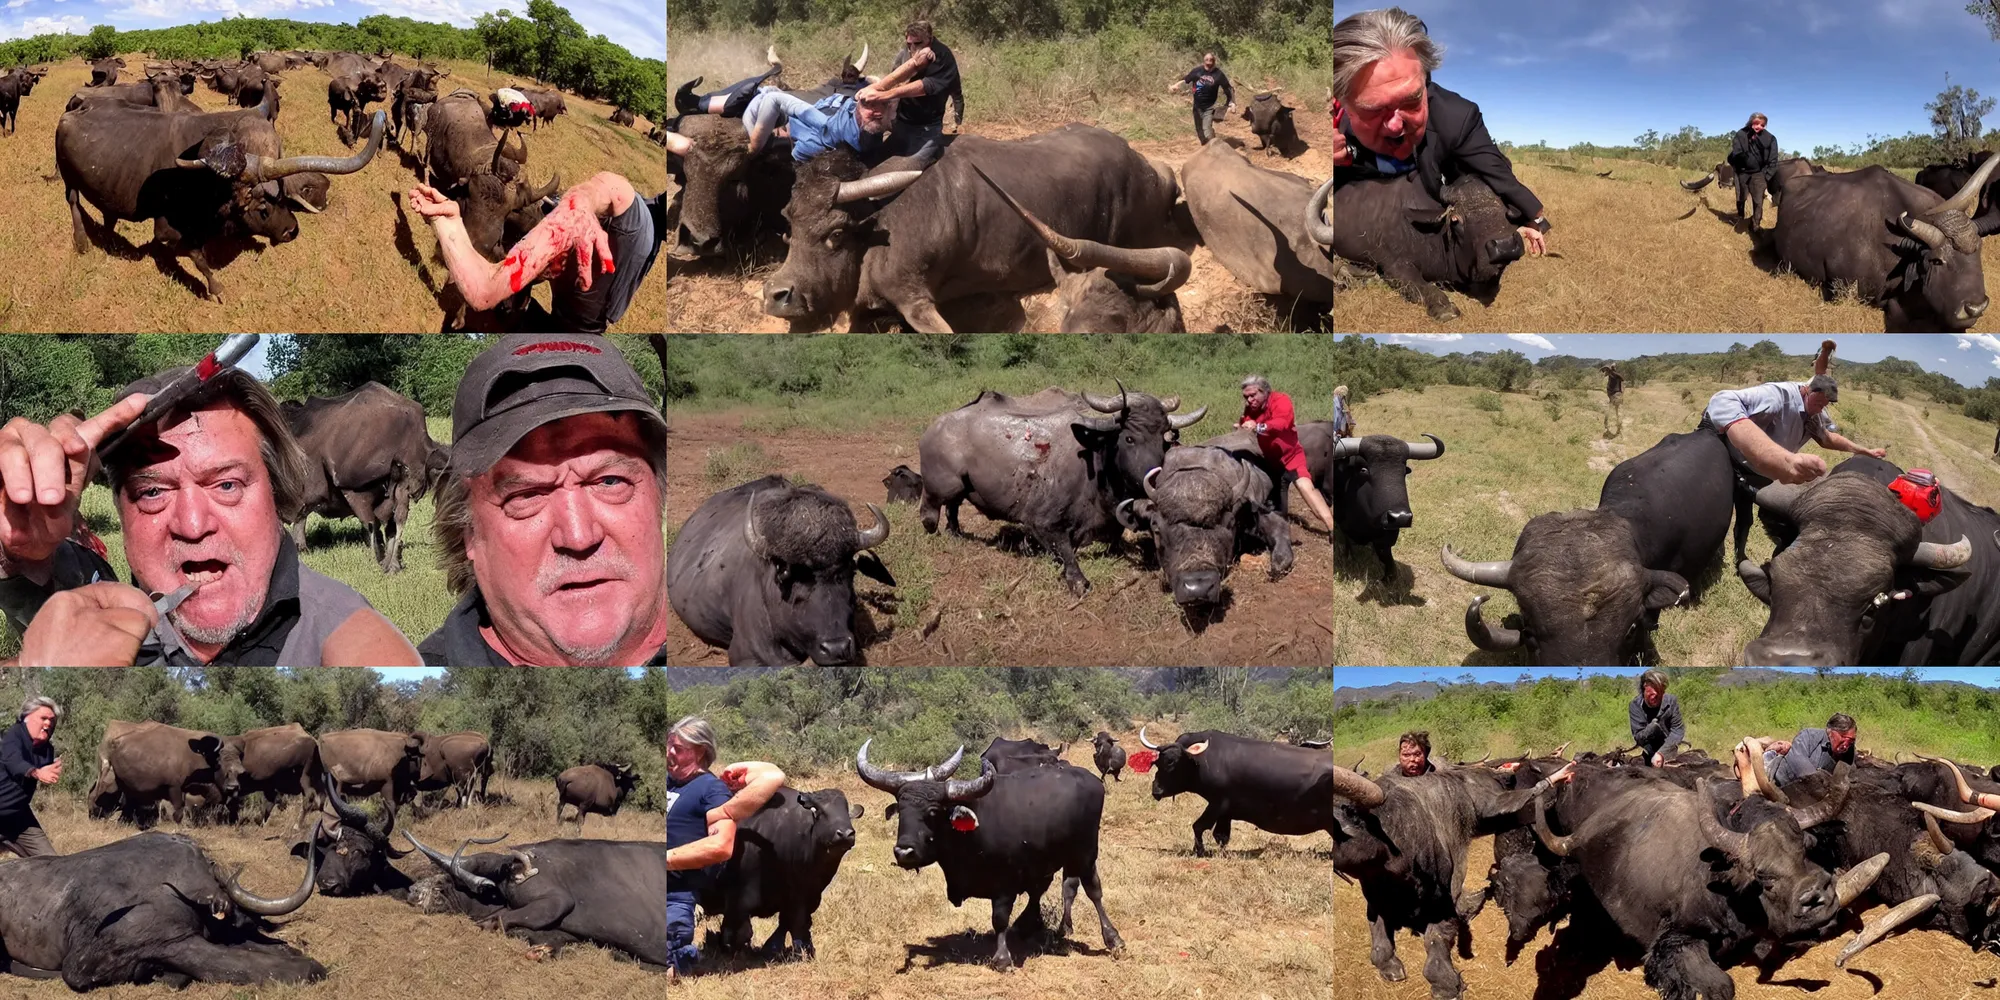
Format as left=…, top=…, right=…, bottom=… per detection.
left=0, top=54, right=666, bottom=333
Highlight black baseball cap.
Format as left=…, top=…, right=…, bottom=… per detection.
left=450, top=335, right=665, bottom=477
left=1807, top=373, right=1838, bottom=401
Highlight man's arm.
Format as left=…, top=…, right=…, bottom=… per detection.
left=413, top=174, right=627, bottom=311
left=1441, top=103, right=1545, bottom=222
left=1218, top=69, right=1234, bottom=109
left=1725, top=418, right=1822, bottom=484
left=0, top=728, right=33, bottom=780
left=1816, top=427, right=1885, bottom=459
left=1629, top=698, right=1659, bottom=745
left=1662, top=696, right=1685, bottom=753
left=861, top=49, right=932, bottom=102
left=919, top=47, right=959, bottom=101
left=321, top=607, right=422, bottom=667
left=711, top=761, right=785, bottom=823
left=665, top=815, right=736, bottom=870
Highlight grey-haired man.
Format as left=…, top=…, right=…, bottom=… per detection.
left=664, top=716, right=784, bottom=982
left=0, top=696, right=63, bottom=856
left=1699, top=372, right=1884, bottom=487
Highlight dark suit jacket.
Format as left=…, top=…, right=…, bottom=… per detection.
left=1335, top=80, right=1545, bottom=225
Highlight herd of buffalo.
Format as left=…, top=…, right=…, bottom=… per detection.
left=8, top=718, right=655, bottom=989
left=1335, top=741, right=2000, bottom=1000
left=664, top=51, right=1338, bottom=332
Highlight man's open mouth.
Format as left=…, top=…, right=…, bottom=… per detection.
left=552, top=577, right=616, bottom=593
left=181, top=560, right=230, bottom=586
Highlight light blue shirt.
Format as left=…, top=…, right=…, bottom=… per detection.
left=1705, top=381, right=1827, bottom=453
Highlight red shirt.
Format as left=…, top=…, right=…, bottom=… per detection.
left=1243, top=391, right=1309, bottom=475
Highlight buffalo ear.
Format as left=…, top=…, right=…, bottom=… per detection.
left=856, top=551, right=897, bottom=587
left=1742, top=562, right=1773, bottom=606
left=884, top=802, right=899, bottom=821
left=1642, top=571, right=1691, bottom=612
left=1070, top=421, right=1115, bottom=447
left=192, top=736, right=221, bottom=757
left=1187, top=741, right=1209, bottom=756
left=289, top=840, right=311, bottom=859
left=849, top=803, right=865, bottom=819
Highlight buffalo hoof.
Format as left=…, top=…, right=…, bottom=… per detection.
left=1065, top=578, right=1090, bottom=598
left=1377, top=957, right=1407, bottom=982
left=1426, top=300, right=1460, bottom=322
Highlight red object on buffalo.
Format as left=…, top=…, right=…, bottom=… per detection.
left=1129, top=749, right=1158, bottom=773
left=950, top=813, right=977, bottom=832
left=1889, top=469, right=1943, bottom=523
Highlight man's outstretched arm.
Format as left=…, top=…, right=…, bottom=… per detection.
left=712, top=761, right=786, bottom=823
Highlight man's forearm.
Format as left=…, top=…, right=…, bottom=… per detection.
left=715, top=762, right=785, bottom=822
left=1823, top=432, right=1867, bottom=454
left=1724, top=420, right=1793, bottom=479
left=430, top=216, right=509, bottom=310
left=665, top=835, right=730, bottom=870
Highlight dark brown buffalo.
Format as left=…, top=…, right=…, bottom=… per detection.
left=328, top=72, right=384, bottom=136
left=224, top=723, right=323, bottom=827
left=883, top=464, right=923, bottom=504
left=415, top=731, right=492, bottom=807
left=520, top=86, right=566, bottom=129
left=87, top=57, right=124, bottom=88
left=66, top=72, right=199, bottom=115
left=281, top=382, right=446, bottom=574
left=422, top=90, right=560, bottom=262
left=668, top=113, right=797, bottom=258
left=56, top=94, right=385, bottom=302
left=251, top=52, right=287, bottom=74
left=976, top=165, right=1190, bottom=332
left=323, top=52, right=373, bottom=79
left=207, top=62, right=278, bottom=109
left=555, top=762, right=640, bottom=829
left=1184, top=140, right=1337, bottom=310
left=89, top=720, right=240, bottom=826
left=318, top=729, right=426, bottom=819
left=1241, top=91, right=1305, bottom=157
left=0, top=66, right=46, bottom=135
left=610, top=106, right=635, bottom=127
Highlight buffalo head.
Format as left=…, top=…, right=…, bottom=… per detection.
left=762, top=149, right=924, bottom=323
left=674, top=114, right=792, bottom=259
left=1070, top=380, right=1207, bottom=499
left=1117, top=452, right=1288, bottom=606
left=1140, top=725, right=1208, bottom=799
left=742, top=482, right=893, bottom=665
left=178, top=108, right=386, bottom=246
left=857, top=741, right=993, bottom=870
left=1333, top=433, right=1445, bottom=533
left=293, top=770, right=407, bottom=896
left=882, top=464, right=923, bottom=504
left=797, top=788, right=864, bottom=862
left=459, top=150, right=559, bottom=262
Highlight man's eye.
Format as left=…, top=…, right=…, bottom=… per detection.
left=215, top=481, right=241, bottom=493
left=138, top=487, right=166, bottom=500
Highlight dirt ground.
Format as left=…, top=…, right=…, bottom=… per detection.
left=676, top=735, right=1332, bottom=1000
left=0, top=775, right=661, bottom=999
left=665, top=100, right=1335, bottom=333
left=1338, top=832, right=2000, bottom=1000
left=664, top=410, right=1334, bottom=667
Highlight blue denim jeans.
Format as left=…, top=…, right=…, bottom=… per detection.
left=667, top=890, right=700, bottom=973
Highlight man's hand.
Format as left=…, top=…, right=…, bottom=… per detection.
left=913, top=47, right=935, bottom=66
left=720, top=763, right=755, bottom=791
left=1518, top=226, right=1546, bottom=256
left=31, top=758, right=62, bottom=784
left=1331, top=98, right=1352, bottom=167
left=1771, top=740, right=1792, bottom=755
left=18, top=581, right=157, bottom=667
left=1777, top=452, right=1827, bottom=485
left=0, top=393, right=151, bottom=567
left=1862, top=446, right=1888, bottom=459
left=407, top=184, right=461, bottom=222
left=1549, top=761, right=1577, bottom=784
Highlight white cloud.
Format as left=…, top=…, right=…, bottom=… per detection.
left=0, top=13, right=85, bottom=39
left=1385, top=334, right=1465, bottom=343
left=1508, top=333, right=1556, bottom=351
left=1961, top=338, right=1976, bottom=350
left=1993, top=354, right=2000, bottom=369
left=1965, top=334, right=2000, bottom=354
left=121, top=0, right=334, bottom=17
left=3, top=0, right=30, bottom=9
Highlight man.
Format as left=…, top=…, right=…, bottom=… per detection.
left=1699, top=370, right=1884, bottom=487
left=1628, top=670, right=1684, bottom=767
left=859, top=20, right=960, bottom=165
left=1396, top=730, right=1435, bottom=776
left=419, top=334, right=667, bottom=666
left=1742, top=713, right=1858, bottom=788
left=664, top=716, right=785, bottom=983
left=409, top=171, right=663, bottom=335
left=1332, top=385, right=1356, bottom=438
left=746, top=77, right=898, bottom=162
left=0, top=696, right=61, bottom=857
left=1601, top=363, right=1624, bottom=437
left=1169, top=52, right=1236, bottom=145
left=1729, top=113, right=1780, bottom=231
left=0, top=368, right=419, bottom=666
left=1240, top=375, right=1336, bottom=535
left=1331, top=7, right=1550, bottom=255
left=673, top=46, right=783, bottom=118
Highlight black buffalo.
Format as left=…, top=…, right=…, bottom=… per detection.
left=1328, top=433, right=1445, bottom=582
left=1681, top=158, right=1820, bottom=205
left=1188, top=142, right=1338, bottom=313
left=976, top=166, right=1190, bottom=332
left=0, top=66, right=46, bottom=136
left=1327, top=169, right=1525, bottom=321
left=1916, top=149, right=2000, bottom=220
left=1442, top=430, right=1734, bottom=665
left=883, top=464, right=924, bottom=504
left=402, top=832, right=667, bottom=968
left=610, top=106, right=635, bottom=127
left=1114, top=428, right=1295, bottom=606
left=1736, top=457, right=1984, bottom=665
left=1679, top=162, right=1739, bottom=191
left=281, top=382, right=447, bottom=573
left=666, top=475, right=894, bottom=666
left=1091, top=731, right=1126, bottom=781
left=295, top=770, right=411, bottom=897
left=761, top=124, right=1181, bottom=333
left=1141, top=726, right=1332, bottom=856
left=699, top=785, right=861, bottom=959
left=554, top=762, right=639, bottom=829
left=87, top=57, right=125, bottom=88
left=422, top=90, right=560, bottom=263
left=917, top=384, right=1206, bottom=595
left=328, top=73, right=384, bottom=135
left=857, top=742, right=1124, bottom=969
left=981, top=737, right=1068, bottom=773
left=667, top=113, right=797, bottom=258
left=1240, top=92, right=1305, bottom=157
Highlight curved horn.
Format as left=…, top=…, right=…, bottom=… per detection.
left=1924, top=810, right=1953, bottom=856
left=1936, top=149, right=2000, bottom=218
left=1464, top=594, right=1523, bottom=651
left=1143, top=467, right=1161, bottom=499
left=1835, top=892, right=1939, bottom=968
left=853, top=43, right=869, bottom=74
left=320, top=770, right=368, bottom=827
left=1680, top=170, right=1718, bottom=192
left=288, top=193, right=323, bottom=214
left=1833, top=852, right=1892, bottom=909
left=1911, top=536, right=1972, bottom=570
left=1901, top=212, right=1948, bottom=253
left=1168, top=405, right=1208, bottom=430
left=855, top=738, right=924, bottom=794
left=835, top=170, right=925, bottom=204
left=1785, top=762, right=1849, bottom=828
left=1917, top=753, right=1983, bottom=807
left=1442, top=545, right=1513, bottom=587
left=223, top=839, right=319, bottom=916
left=923, top=745, right=966, bottom=783
left=1333, top=764, right=1385, bottom=808
left=1306, top=176, right=1335, bottom=248
left=1549, top=740, right=1573, bottom=759
left=1300, top=738, right=1331, bottom=749
left=530, top=171, right=561, bottom=203
left=979, top=165, right=1193, bottom=297
left=1083, top=380, right=1131, bottom=414
left=1694, top=786, right=1753, bottom=863
left=1332, top=437, right=1364, bottom=458
left=1139, top=724, right=1163, bottom=750
left=1745, top=740, right=1791, bottom=807
left=1531, top=791, right=1572, bottom=856
left=500, top=127, right=528, bottom=164
left=945, top=758, right=995, bottom=801
left=1156, top=395, right=1181, bottom=412
left=741, top=491, right=769, bottom=557
left=1912, top=801, right=1997, bottom=825
left=1405, top=433, right=1445, bottom=460
left=1751, top=482, right=1805, bottom=520
left=507, top=850, right=536, bottom=876
left=245, top=110, right=385, bottom=180
left=854, top=503, right=890, bottom=550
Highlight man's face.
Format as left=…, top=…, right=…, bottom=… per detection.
left=24, top=707, right=54, bottom=743
left=1203, top=54, right=1216, bottom=70
left=1243, top=385, right=1268, bottom=409
left=1805, top=389, right=1830, bottom=415
left=905, top=30, right=928, bottom=51
left=1399, top=740, right=1427, bottom=775
left=858, top=97, right=897, bottom=134
left=1643, top=684, right=1662, bottom=707
left=1751, top=119, right=1766, bottom=133
left=1346, top=49, right=1428, bottom=160
left=465, top=412, right=665, bottom=666
left=667, top=734, right=706, bottom=782
left=117, top=404, right=281, bottom=646
left=1830, top=728, right=1855, bottom=755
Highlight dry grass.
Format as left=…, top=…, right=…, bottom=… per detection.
left=675, top=733, right=1331, bottom=1000
left=1332, top=153, right=1995, bottom=333
left=1320, top=380, right=2000, bottom=667
left=0, top=54, right=666, bottom=333
left=1, top=775, right=662, bottom=999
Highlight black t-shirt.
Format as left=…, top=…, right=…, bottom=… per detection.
left=1183, top=65, right=1233, bottom=109
left=893, top=39, right=961, bottom=128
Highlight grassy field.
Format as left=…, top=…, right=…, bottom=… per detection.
left=676, top=726, right=1330, bottom=1000
left=666, top=28, right=1332, bottom=333
left=1320, top=380, right=2000, bottom=667
left=4, top=774, right=663, bottom=999
left=0, top=54, right=667, bottom=333
left=1331, top=151, right=1997, bottom=333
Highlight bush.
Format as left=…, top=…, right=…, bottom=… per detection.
left=1471, top=392, right=1503, bottom=413
left=704, top=442, right=771, bottom=485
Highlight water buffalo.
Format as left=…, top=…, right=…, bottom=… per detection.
left=610, top=106, right=635, bottom=127
left=1679, top=161, right=1739, bottom=191
left=66, top=72, right=200, bottom=115
left=883, top=464, right=924, bottom=504
left=666, top=475, right=894, bottom=666
left=1091, top=731, right=1126, bottom=781
left=699, top=784, right=861, bottom=959
left=1327, top=167, right=1525, bottom=321
left=1735, top=458, right=1984, bottom=665
left=56, top=95, right=384, bottom=302
left=423, top=90, right=560, bottom=262
left=328, top=72, right=383, bottom=134
left=761, top=124, right=1182, bottom=333
left=1142, top=726, right=1332, bottom=856
left=415, top=731, right=491, bottom=807
left=1114, top=428, right=1295, bottom=606
left=1683, top=158, right=1820, bottom=201
left=224, top=723, right=323, bottom=827
left=88, top=57, right=125, bottom=88
left=281, top=382, right=447, bottom=573
left=555, top=762, right=639, bottom=828
left=401, top=832, right=668, bottom=967
left=0, top=66, right=46, bottom=135
left=1441, top=430, right=1734, bottom=665
left=857, top=741, right=1124, bottom=969
left=1301, top=419, right=1334, bottom=493
left=1328, top=433, right=1446, bottom=582
left=90, top=720, right=241, bottom=826
left=982, top=737, right=1070, bottom=774
left=521, top=87, right=566, bottom=129
left=323, top=52, right=373, bottom=80
left=1240, top=91, right=1305, bottom=156
left=0, top=831, right=323, bottom=988
left=317, top=729, right=425, bottom=819
left=974, top=164, right=1189, bottom=332
left=206, top=62, right=277, bottom=109
left=1185, top=141, right=1337, bottom=309
left=1917, top=149, right=2000, bottom=220
left=1771, top=154, right=2000, bottom=330
left=295, top=770, right=410, bottom=897
left=917, top=384, right=1207, bottom=595
left=667, top=113, right=796, bottom=258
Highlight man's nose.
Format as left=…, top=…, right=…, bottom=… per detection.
left=548, top=486, right=608, bottom=555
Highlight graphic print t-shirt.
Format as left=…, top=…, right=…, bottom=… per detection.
left=666, top=770, right=733, bottom=892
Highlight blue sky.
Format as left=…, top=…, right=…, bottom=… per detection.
left=1360, top=333, right=2000, bottom=388
left=1335, top=667, right=2000, bottom=688
left=0, top=1, right=664, bottom=61
left=1362, top=0, right=2000, bottom=154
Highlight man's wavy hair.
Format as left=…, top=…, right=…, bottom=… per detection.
left=102, top=368, right=310, bottom=524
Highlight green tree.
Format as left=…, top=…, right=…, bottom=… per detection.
left=267, top=335, right=427, bottom=399
left=81, top=25, right=119, bottom=61
left=1928, top=75, right=1995, bottom=161
left=1486, top=350, right=1532, bottom=393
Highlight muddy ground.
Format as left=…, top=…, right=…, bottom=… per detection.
left=1338, top=833, right=2000, bottom=1000
left=664, top=410, right=1334, bottom=666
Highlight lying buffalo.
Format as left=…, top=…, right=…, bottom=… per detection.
left=1323, top=167, right=1522, bottom=321
left=1328, top=433, right=1444, bottom=582
left=402, top=831, right=668, bottom=968
left=667, top=113, right=796, bottom=258
left=976, top=165, right=1190, bottom=332
left=1114, top=428, right=1294, bottom=606
left=1184, top=141, right=1336, bottom=310
left=666, top=474, right=893, bottom=665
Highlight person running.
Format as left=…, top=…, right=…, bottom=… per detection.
left=1729, top=113, right=1780, bottom=231
left=1601, top=363, right=1624, bottom=437
left=1170, top=52, right=1236, bottom=145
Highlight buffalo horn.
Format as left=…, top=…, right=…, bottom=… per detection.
left=853, top=43, right=869, bottom=74
left=1745, top=740, right=1791, bottom=807
left=223, top=838, right=319, bottom=916
left=1405, top=433, right=1445, bottom=460
left=1463, top=594, right=1522, bottom=650
left=975, top=164, right=1191, bottom=297
left=1143, top=466, right=1161, bottom=498
left=1157, top=395, right=1181, bottom=411
left=1332, top=437, right=1364, bottom=458
left=1138, top=724, right=1164, bottom=750
left=1833, top=852, right=1892, bottom=909
left=1333, top=764, right=1386, bottom=808
left=1924, top=811, right=1953, bottom=856
left=834, top=169, right=925, bottom=204
left=1306, top=176, right=1334, bottom=247
left=1083, top=379, right=1132, bottom=414
left=1911, top=535, right=1972, bottom=570
left=1694, top=786, right=1753, bottom=863
left=1750, top=482, right=1804, bottom=520
left=1531, top=793, right=1572, bottom=857
left=1786, top=762, right=1850, bottom=828
left=1549, top=740, right=1573, bottom=758
left=946, top=758, right=996, bottom=801
left=1441, top=545, right=1513, bottom=588
left=1680, top=170, right=1718, bottom=192
left=1901, top=212, right=1948, bottom=253
left=854, top=503, right=890, bottom=550
left=1168, top=406, right=1208, bottom=430
left=242, top=110, right=386, bottom=181
left=1912, top=801, right=1997, bottom=825
left=1835, top=892, right=1939, bottom=968
left=1300, top=738, right=1331, bottom=749
left=288, top=193, right=322, bottom=214
left=741, top=491, right=770, bottom=557
left=1916, top=753, right=1984, bottom=807
left=321, top=770, right=368, bottom=827
left=1936, top=149, right=2000, bottom=219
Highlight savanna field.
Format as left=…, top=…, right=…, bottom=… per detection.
left=0, top=54, right=667, bottom=333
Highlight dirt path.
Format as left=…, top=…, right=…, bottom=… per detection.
left=665, top=410, right=1332, bottom=666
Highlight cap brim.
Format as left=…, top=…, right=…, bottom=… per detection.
left=451, top=393, right=665, bottom=477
